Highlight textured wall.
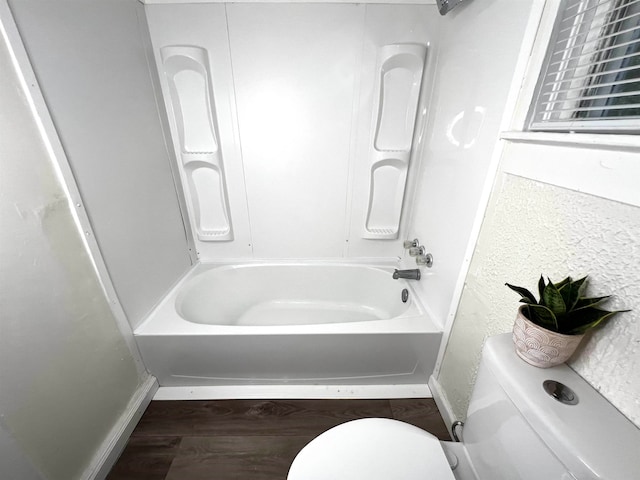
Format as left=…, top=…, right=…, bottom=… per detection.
left=438, top=173, right=640, bottom=426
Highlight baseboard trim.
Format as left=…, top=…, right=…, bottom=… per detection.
left=428, top=375, right=457, bottom=440
left=83, top=375, right=158, bottom=480
left=154, top=383, right=431, bottom=400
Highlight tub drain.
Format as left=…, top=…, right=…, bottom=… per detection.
left=401, top=288, right=409, bottom=303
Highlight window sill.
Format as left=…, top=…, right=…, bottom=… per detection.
left=498, top=131, right=640, bottom=208
left=501, top=131, right=640, bottom=150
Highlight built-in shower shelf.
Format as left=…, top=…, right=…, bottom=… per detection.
left=374, top=149, right=412, bottom=153
left=363, top=155, right=410, bottom=239
left=374, top=44, right=426, bottom=152
left=181, top=152, right=219, bottom=166
left=199, top=229, right=231, bottom=238
left=161, top=44, right=233, bottom=242
left=363, top=42, right=426, bottom=240
left=364, top=227, right=397, bottom=237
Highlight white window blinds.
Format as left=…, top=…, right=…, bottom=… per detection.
left=528, top=0, right=640, bottom=132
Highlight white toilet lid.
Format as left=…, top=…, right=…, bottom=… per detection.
left=287, top=418, right=456, bottom=480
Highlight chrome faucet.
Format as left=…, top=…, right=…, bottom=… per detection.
left=393, top=269, right=421, bottom=281
left=403, top=238, right=434, bottom=268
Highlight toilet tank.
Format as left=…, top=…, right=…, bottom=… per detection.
left=462, top=334, right=640, bottom=480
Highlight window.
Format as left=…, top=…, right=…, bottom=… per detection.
left=528, top=0, right=640, bottom=132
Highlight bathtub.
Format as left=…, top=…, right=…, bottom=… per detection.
left=135, top=263, right=443, bottom=399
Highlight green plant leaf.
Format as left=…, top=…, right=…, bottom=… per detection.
left=553, top=276, right=572, bottom=289
left=566, top=276, right=587, bottom=311
left=572, top=275, right=588, bottom=288
left=574, top=295, right=610, bottom=309
left=542, top=279, right=567, bottom=316
left=558, top=281, right=572, bottom=309
left=563, top=308, right=630, bottom=335
left=537, top=275, right=546, bottom=304
left=505, top=283, right=537, bottom=304
left=554, top=276, right=586, bottom=311
left=528, top=304, right=558, bottom=331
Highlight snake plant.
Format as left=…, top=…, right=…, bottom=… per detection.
left=506, top=275, right=629, bottom=335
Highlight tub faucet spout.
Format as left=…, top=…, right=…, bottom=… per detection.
left=393, top=269, right=421, bottom=281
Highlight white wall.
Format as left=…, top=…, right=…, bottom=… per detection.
left=228, top=3, right=362, bottom=258
left=407, top=0, right=536, bottom=325
left=0, top=428, right=43, bottom=480
left=8, top=0, right=192, bottom=327
left=0, top=23, right=146, bottom=479
left=146, top=3, right=439, bottom=260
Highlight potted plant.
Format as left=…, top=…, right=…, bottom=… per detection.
left=505, top=275, right=629, bottom=368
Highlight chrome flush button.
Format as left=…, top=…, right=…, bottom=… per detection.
left=543, top=380, right=579, bottom=405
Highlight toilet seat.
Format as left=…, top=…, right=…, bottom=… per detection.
left=287, top=418, right=456, bottom=480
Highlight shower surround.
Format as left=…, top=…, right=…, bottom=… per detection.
left=145, top=2, right=437, bottom=260
left=136, top=2, right=443, bottom=396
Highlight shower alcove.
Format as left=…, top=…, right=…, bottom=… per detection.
left=137, top=2, right=441, bottom=398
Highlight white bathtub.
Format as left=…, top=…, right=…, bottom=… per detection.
left=135, top=263, right=443, bottom=398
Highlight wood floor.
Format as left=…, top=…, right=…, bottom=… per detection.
left=107, top=398, right=451, bottom=480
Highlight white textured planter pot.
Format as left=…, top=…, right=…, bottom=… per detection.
left=512, top=306, right=584, bottom=368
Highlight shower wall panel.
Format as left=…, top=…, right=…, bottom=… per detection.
left=145, top=3, right=439, bottom=260
left=226, top=4, right=361, bottom=258
left=347, top=6, right=438, bottom=257
left=9, top=0, right=192, bottom=326
left=146, top=4, right=252, bottom=259
left=407, top=0, right=536, bottom=323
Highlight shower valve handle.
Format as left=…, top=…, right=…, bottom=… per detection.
left=403, top=239, right=419, bottom=249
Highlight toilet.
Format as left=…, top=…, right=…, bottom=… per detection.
left=288, top=334, right=640, bottom=480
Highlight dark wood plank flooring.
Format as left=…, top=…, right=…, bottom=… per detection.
left=107, top=399, right=450, bottom=480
